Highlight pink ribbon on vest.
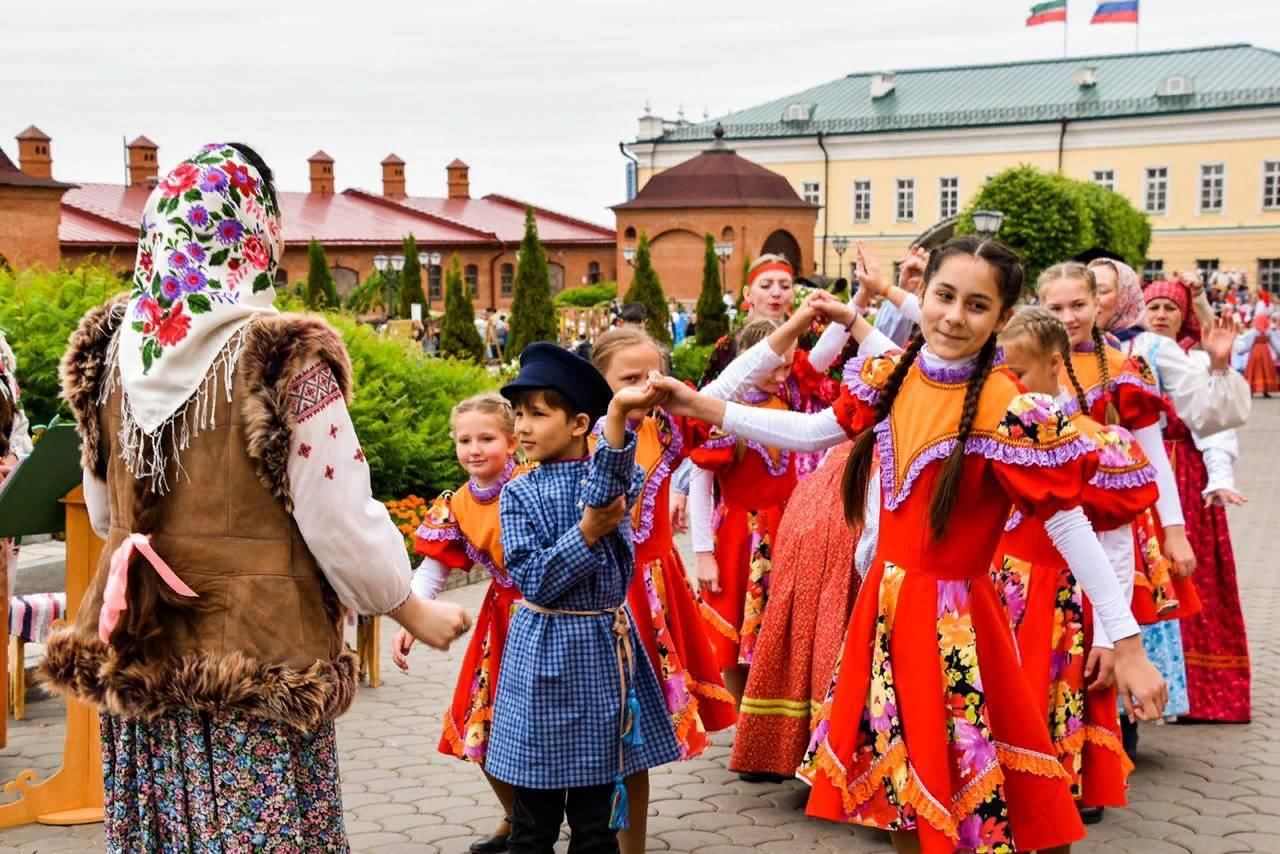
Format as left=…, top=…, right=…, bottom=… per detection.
left=98, top=533, right=199, bottom=644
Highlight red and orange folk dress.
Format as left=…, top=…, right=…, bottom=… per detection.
left=690, top=390, right=799, bottom=670
left=992, top=411, right=1158, bottom=808
left=801, top=354, right=1098, bottom=854
left=414, top=459, right=529, bottom=764
left=590, top=411, right=737, bottom=758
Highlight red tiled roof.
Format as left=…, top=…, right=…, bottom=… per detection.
left=613, top=146, right=815, bottom=211
left=381, top=154, right=405, bottom=166
left=0, top=145, right=76, bottom=190
left=128, top=135, right=158, bottom=149
left=60, top=205, right=137, bottom=244
left=16, top=125, right=50, bottom=142
left=396, top=193, right=613, bottom=244
left=447, top=158, right=469, bottom=168
left=308, top=150, right=334, bottom=163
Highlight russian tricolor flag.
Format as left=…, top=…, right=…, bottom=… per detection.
left=1092, top=0, right=1139, bottom=23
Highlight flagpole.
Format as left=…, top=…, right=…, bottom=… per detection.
left=1134, top=0, right=1141, bottom=51
left=1064, top=13, right=1070, bottom=58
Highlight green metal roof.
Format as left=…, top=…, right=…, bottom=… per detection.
left=652, top=44, right=1280, bottom=143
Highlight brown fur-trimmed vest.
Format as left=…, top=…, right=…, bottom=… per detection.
left=41, top=297, right=359, bottom=731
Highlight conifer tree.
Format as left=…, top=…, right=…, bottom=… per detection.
left=439, top=254, right=485, bottom=361
left=305, top=239, right=339, bottom=309
left=623, top=232, right=672, bottom=347
left=507, top=207, right=556, bottom=356
left=696, top=234, right=730, bottom=344
left=398, top=234, right=423, bottom=319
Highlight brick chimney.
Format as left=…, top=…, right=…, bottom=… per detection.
left=381, top=153, right=405, bottom=197
left=308, top=150, right=334, bottom=195
left=16, top=125, right=52, bottom=179
left=127, top=136, right=159, bottom=187
left=447, top=159, right=470, bottom=200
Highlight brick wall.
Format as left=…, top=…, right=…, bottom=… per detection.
left=0, top=186, right=63, bottom=270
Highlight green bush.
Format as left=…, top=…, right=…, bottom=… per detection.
left=624, top=233, right=672, bottom=347
left=696, top=234, right=730, bottom=344
left=508, top=207, right=557, bottom=355
left=0, top=265, right=127, bottom=425
left=439, top=254, right=485, bottom=361
left=1077, top=182, right=1151, bottom=272
left=554, top=281, right=617, bottom=307
left=306, top=240, right=340, bottom=309
left=670, top=339, right=714, bottom=384
left=398, top=234, right=423, bottom=319
left=344, top=269, right=385, bottom=315
left=327, top=314, right=497, bottom=499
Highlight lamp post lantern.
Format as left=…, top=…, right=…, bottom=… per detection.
left=622, top=246, right=636, bottom=267
left=714, top=241, right=734, bottom=294
left=971, top=210, right=1005, bottom=240
left=831, top=235, right=850, bottom=279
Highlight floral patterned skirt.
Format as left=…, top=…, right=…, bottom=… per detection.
left=1138, top=621, right=1190, bottom=717
left=439, top=580, right=520, bottom=763
left=1131, top=507, right=1201, bottom=624
left=101, top=710, right=347, bottom=853
left=628, top=546, right=737, bottom=759
left=801, top=561, right=1084, bottom=854
left=991, top=533, right=1132, bottom=808
left=702, top=503, right=786, bottom=670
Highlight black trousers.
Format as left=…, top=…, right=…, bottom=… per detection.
left=509, top=783, right=618, bottom=854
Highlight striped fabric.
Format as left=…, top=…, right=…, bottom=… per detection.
left=1092, top=0, right=1139, bottom=23
left=8, top=592, right=66, bottom=644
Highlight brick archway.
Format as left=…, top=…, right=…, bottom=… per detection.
left=761, top=229, right=802, bottom=274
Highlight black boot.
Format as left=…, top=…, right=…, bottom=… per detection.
left=469, top=819, right=511, bottom=854
left=1120, top=716, right=1139, bottom=762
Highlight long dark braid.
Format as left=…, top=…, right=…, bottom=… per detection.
left=928, top=335, right=999, bottom=539
left=841, top=333, right=925, bottom=526
left=1091, top=323, right=1120, bottom=424
left=1063, top=352, right=1089, bottom=416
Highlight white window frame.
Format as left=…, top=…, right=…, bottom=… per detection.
left=938, top=176, right=960, bottom=220
left=1259, top=258, right=1280, bottom=295
left=1143, top=259, right=1164, bottom=282
left=895, top=177, right=916, bottom=223
left=802, top=180, right=822, bottom=207
left=852, top=179, right=872, bottom=224
left=1199, top=162, right=1226, bottom=215
left=1262, top=161, right=1280, bottom=211
left=1092, top=168, right=1116, bottom=191
left=1144, top=166, right=1169, bottom=216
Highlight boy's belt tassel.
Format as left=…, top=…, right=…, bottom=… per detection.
left=519, top=600, right=639, bottom=830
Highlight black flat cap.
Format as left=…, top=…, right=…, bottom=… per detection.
left=501, top=342, right=614, bottom=421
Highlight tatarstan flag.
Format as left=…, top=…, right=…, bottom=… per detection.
left=1027, top=0, right=1067, bottom=26
left=1092, top=0, right=1139, bottom=23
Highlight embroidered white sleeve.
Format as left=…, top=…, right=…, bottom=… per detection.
left=286, top=360, right=410, bottom=616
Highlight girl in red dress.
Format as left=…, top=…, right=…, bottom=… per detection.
left=1243, top=310, right=1280, bottom=396
left=690, top=318, right=800, bottom=704
left=995, top=307, right=1159, bottom=812
left=653, top=237, right=1167, bottom=854
left=587, top=327, right=739, bottom=854
left=393, top=393, right=525, bottom=854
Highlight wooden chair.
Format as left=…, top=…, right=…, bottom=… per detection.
left=7, top=592, right=66, bottom=721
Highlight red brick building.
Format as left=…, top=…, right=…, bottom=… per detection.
left=0, top=127, right=615, bottom=310
left=613, top=126, right=818, bottom=302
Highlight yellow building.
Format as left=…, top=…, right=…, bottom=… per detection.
left=625, top=43, right=1280, bottom=291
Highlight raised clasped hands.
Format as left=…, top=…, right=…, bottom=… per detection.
left=1202, top=313, right=1241, bottom=371
left=646, top=372, right=699, bottom=418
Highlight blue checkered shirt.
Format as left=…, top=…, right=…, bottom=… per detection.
left=486, top=433, right=680, bottom=789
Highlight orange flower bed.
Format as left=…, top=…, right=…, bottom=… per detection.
left=385, top=495, right=429, bottom=564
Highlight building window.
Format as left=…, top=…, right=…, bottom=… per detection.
left=1264, top=161, right=1280, bottom=210
left=802, top=181, right=821, bottom=206
left=428, top=265, right=442, bottom=300
left=587, top=261, right=601, bottom=284
left=938, top=176, right=959, bottom=219
left=1196, top=259, right=1220, bottom=284
left=274, top=268, right=289, bottom=286
left=1260, top=259, right=1280, bottom=294
left=464, top=264, right=479, bottom=299
left=1200, top=163, right=1225, bottom=213
left=500, top=263, right=514, bottom=296
left=1143, top=259, right=1164, bottom=283
left=852, top=180, right=872, bottom=223
left=1144, top=167, right=1168, bottom=215
left=1093, top=169, right=1115, bottom=191
left=625, top=161, right=637, bottom=201
left=895, top=178, right=915, bottom=222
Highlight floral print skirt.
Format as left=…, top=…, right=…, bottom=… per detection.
left=101, top=710, right=347, bottom=853
left=802, top=561, right=1084, bottom=854
left=702, top=503, right=785, bottom=670
left=439, top=580, right=520, bottom=763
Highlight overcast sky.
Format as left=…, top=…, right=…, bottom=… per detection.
left=3, top=1, right=1277, bottom=224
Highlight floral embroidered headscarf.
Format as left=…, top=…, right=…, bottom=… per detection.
left=1088, top=258, right=1144, bottom=333
left=1142, top=278, right=1201, bottom=352
left=110, top=144, right=282, bottom=489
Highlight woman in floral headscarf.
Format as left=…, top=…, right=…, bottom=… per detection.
left=41, top=144, right=470, bottom=852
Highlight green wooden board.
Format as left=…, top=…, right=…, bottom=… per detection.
left=0, top=422, right=84, bottom=538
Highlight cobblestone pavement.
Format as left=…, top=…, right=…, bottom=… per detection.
left=2, top=400, right=1278, bottom=852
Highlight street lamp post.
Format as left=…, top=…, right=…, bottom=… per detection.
left=622, top=246, right=636, bottom=267
left=832, top=235, right=850, bottom=280
left=971, top=210, right=1005, bottom=240
left=373, top=253, right=406, bottom=321
left=426, top=251, right=442, bottom=308
left=714, top=242, right=734, bottom=294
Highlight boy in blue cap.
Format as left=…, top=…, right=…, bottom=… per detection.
left=487, top=343, right=680, bottom=854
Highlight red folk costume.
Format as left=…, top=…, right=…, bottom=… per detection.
left=992, top=416, right=1157, bottom=807
left=414, top=461, right=529, bottom=764
left=802, top=353, right=1094, bottom=854
left=589, top=411, right=737, bottom=758
left=690, top=393, right=798, bottom=670
left=1245, top=312, right=1280, bottom=394
left=1062, top=342, right=1201, bottom=624
left=730, top=441, right=862, bottom=777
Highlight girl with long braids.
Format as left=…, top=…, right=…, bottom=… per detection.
left=994, top=307, right=1159, bottom=817
left=652, top=237, right=1166, bottom=853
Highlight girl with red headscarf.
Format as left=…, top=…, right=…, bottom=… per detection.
left=1241, top=310, right=1280, bottom=396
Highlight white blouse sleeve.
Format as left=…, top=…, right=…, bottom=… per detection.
left=1045, top=508, right=1140, bottom=643
left=1194, top=427, right=1238, bottom=496
left=82, top=469, right=111, bottom=540
left=701, top=338, right=784, bottom=402
left=897, top=292, right=923, bottom=324
left=286, top=360, right=411, bottom=616
left=806, top=322, right=852, bottom=374
left=1150, top=334, right=1250, bottom=436
left=853, top=475, right=881, bottom=578
left=860, top=328, right=899, bottom=357
left=1090, top=525, right=1139, bottom=650
left=689, top=466, right=716, bottom=554
left=410, top=556, right=450, bottom=601
left=721, top=403, right=847, bottom=453
left=1132, top=423, right=1184, bottom=528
